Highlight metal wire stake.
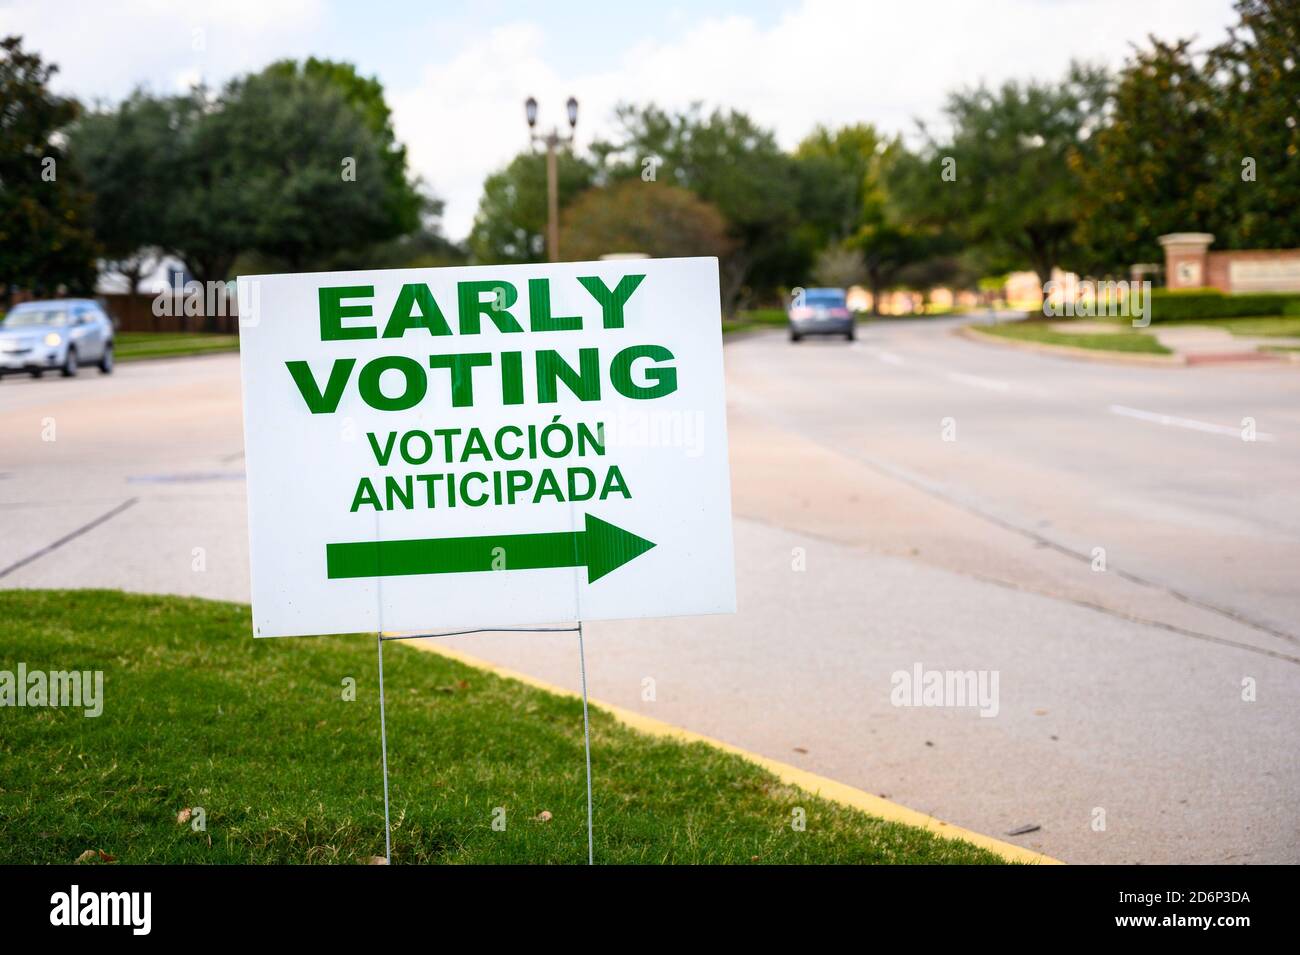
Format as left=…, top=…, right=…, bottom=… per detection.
left=377, top=633, right=392, bottom=864
left=577, top=620, right=594, bottom=865
left=373, top=625, right=586, bottom=865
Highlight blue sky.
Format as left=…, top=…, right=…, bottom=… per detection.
left=5, top=0, right=1239, bottom=239
left=312, top=2, right=791, bottom=90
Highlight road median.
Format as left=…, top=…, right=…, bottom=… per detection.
left=957, top=323, right=1185, bottom=366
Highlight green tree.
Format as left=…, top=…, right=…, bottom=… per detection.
left=592, top=103, right=803, bottom=309
left=0, top=35, right=97, bottom=300
left=67, top=91, right=190, bottom=293
left=1213, top=0, right=1300, bottom=249
left=468, top=149, right=595, bottom=264
left=559, top=179, right=733, bottom=263
left=159, top=88, right=240, bottom=288
left=176, top=70, right=398, bottom=277
left=855, top=222, right=936, bottom=314
left=793, top=123, right=886, bottom=247
left=264, top=58, right=423, bottom=240
left=361, top=202, right=466, bottom=271
left=1072, top=38, right=1223, bottom=273
left=896, top=254, right=980, bottom=307
left=810, top=243, right=866, bottom=289
left=791, top=125, right=963, bottom=312
left=905, top=63, right=1111, bottom=286
left=852, top=144, right=961, bottom=313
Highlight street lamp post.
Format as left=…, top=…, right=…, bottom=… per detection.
left=526, top=96, right=578, bottom=263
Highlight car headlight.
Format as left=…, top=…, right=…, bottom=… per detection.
left=44, top=332, right=62, bottom=347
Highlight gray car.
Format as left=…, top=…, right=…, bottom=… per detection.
left=0, top=299, right=115, bottom=379
left=789, top=287, right=855, bottom=342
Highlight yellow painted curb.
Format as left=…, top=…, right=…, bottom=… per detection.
left=405, top=639, right=1062, bottom=865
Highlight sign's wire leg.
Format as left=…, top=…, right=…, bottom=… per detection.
left=577, top=621, right=594, bottom=865
left=377, top=633, right=392, bottom=864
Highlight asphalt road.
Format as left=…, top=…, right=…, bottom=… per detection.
left=2, top=319, right=1297, bottom=863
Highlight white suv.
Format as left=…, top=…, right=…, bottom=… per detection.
left=0, top=299, right=115, bottom=379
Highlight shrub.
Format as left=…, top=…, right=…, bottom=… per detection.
left=1149, top=289, right=1300, bottom=321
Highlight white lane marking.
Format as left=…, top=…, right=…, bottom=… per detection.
left=1108, top=404, right=1276, bottom=441
left=859, top=343, right=1057, bottom=397
left=945, top=371, right=1011, bottom=392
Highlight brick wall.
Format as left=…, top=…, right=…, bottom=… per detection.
left=1159, top=233, right=1300, bottom=293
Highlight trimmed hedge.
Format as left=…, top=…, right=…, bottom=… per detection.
left=1150, top=289, right=1300, bottom=322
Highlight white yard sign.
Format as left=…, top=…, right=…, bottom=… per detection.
left=237, top=257, right=735, bottom=637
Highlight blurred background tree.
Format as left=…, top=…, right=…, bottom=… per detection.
left=8, top=0, right=1294, bottom=322
left=195, top=68, right=399, bottom=273
left=810, top=243, right=867, bottom=289
left=65, top=60, right=442, bottom=292
left=792, top=123, right=886, bottom=246
left=1212, top=0, right=1300, bottom=249
left=901, top=63, right=1111, bottom=287
left=559, top=179, right=732, bottom=262
left=264, top=58, right=423, bottom=242
left=68, top=91, right=190, bottom=293
left=1071, top=38, right=1222, bottom=274
left=592, top=104, right=803, bottom=311
left=0, top=35, right=97, bottom=301
left=469, top=149, right=594, bottom=264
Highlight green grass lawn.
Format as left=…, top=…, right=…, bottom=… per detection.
left=977, top=320, right=1172, bottom=355
left=724, top=308, right=792, bottom=335
left=0, top=590, right=1002, bottom=865
left=1098, top=315, right=1300, bottom=337
left=115, top=332, right=239, bottom=362
left=735, top=308, right=792, bottom=327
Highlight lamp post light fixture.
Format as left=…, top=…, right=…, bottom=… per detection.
left=526, top=96, right=578, bottom=262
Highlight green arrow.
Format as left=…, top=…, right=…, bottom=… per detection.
left=326, top=513, right=655, bottom=583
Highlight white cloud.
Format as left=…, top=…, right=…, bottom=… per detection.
left=0, top=0, right=324, bottom=100
left=4, top=0, right=1237, bottom=240
left=393, top=0, right=1236, bottom=239
left=389, top=22, right=568, bottom=244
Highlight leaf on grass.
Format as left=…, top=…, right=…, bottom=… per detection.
left=74, top=849, right=117, bottom=864
left=365, top=856, right=389, bottom=865
left=434, top=680, right=471, bottom=694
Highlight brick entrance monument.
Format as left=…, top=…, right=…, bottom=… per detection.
left=1159, top=233, right=1300, bottom=292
